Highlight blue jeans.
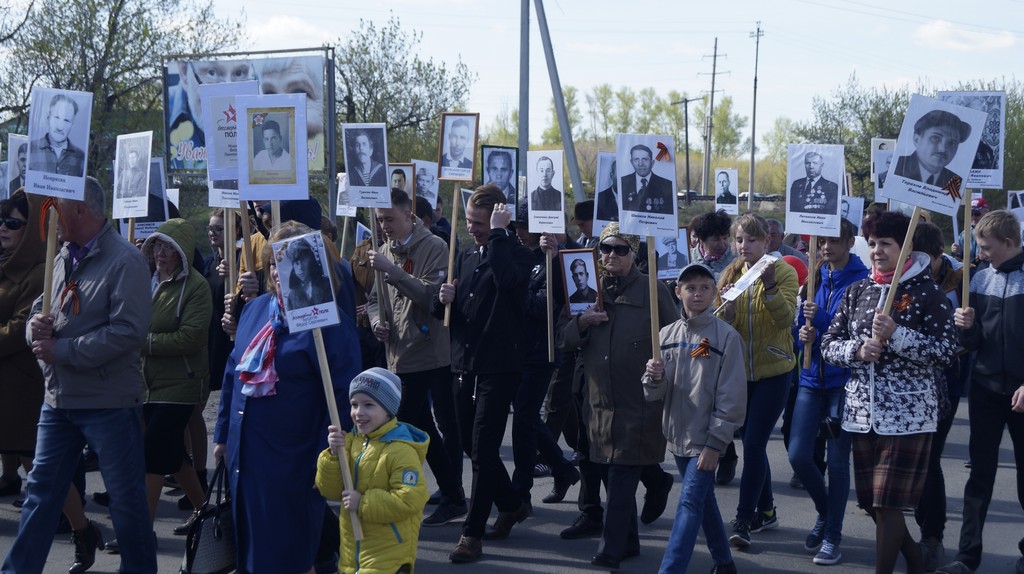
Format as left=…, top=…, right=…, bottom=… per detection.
left=660, top=455, right=732, bottom=573
left=736, top=372, right=790, bottom=523
left=787, top=385, right=851, bottom=543
left=2, top=404, right=157, bottom=574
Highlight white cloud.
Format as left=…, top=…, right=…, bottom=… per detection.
left=914, top=20, right=1017, bottom=52
left=249, top=15, right=334, bottom=51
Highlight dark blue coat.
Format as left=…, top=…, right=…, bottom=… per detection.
left=214, top=293, right=360, bottom=573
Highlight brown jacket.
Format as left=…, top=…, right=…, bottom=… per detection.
left=0, top=194, right=46, bottom=453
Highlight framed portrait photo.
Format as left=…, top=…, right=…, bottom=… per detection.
left=273, top=231, right=340, bottom=332
left=387, top=162, right=415, bottom=198
left=526, top=149, right=565, bottom=233
left=437, top=112, right=479, bottom=181
left=560, top=248, right=602, bottom=317
left=342, top=123, right=390, bottom=208
left=937, top=90, right=1006, bottom=189
left=25, top=87, right=94, bottom=200
left=236, top=93, right=308, bottom=201
left=481, top=145, right=518, bottom=206
left=785, top=143, right=845, bottom=237
left=411, top=159, right=440, bottom=208
left=112, top=131, right=154, bottom=219
left=655, top=227, right=691, bottom=280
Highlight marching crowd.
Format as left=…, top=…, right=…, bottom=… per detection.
left=0, top=178, right=1022, bottom=574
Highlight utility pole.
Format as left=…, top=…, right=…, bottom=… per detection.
left=517, top=0, right=529, bottom=178
left=699, top=38, right=727, bottom=196
left=748, top=22, right=764, bottom=211
left=670, top=96, right=700, bottom=206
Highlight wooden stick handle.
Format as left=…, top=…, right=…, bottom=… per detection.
left=962, top=199, right=972, bottom=309
left=443, top=183, right=460, bottom=327
left=546, top=249, right=554, bottom=363
left=312, top=328, right=364, bottom=541
left=803, top=235, right=817, bottom=370
left=271, top=200, right=281, bottom=231
left=127, top=218, right=136, bottom=246
left=238, top=201, right=254, bottom=277
left=340, top=216, right=351, bottom=258
left=225, top=209, right=237, bottom=342
left=368, top=209, right=386, bottom=328
left=41, top=206, right=58, bottom=316
left=879, top=207, right=922, bottom=318
left=647, top=238, right=661, bottom=361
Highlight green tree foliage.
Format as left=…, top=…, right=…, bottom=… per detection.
left=336, top=16, right=475, bottom=164
left=541, top=85, right=582, bottom=145
left=0, top=0, right=243, bottom=188
left=691, top=96, right=749, bottom=159
left=481, top=104, right=519, bottom=148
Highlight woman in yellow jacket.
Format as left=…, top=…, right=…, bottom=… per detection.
left=716, top=213, right=798, bottom=548
left=316, top=368, right=429, bottom=574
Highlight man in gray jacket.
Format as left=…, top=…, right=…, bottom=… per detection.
left=3, top=177, right=156, bottom=574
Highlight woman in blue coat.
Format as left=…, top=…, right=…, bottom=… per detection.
left=214, top=222, right=360, bottom=574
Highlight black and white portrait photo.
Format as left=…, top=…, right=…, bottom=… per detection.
left=7, top=134, right=28, bottom=198
left=869, top=137, right=896, bottom=188
left=482, top=145, right=518, bottom=206
left=873, top=149, right=894, bottom=199
left=594, top=151, right=619, bottom=233
left=884, top=94, right=987, bottom=217
left=560, top=249, right=602, bottom=317
left=236, top=93, right=308, bottom=201
left=785, top=143, right=844, bottom=237
left=715, top=168, right=739, bottom=215
left=937, top=90, right=1005, bottom=189
left=388, top=163, right=414, bottom=196
left=438, top=113, right=479, bottom=181
left=841, top=196, right=865, bottom=233
left=412, top=159, right=440, bottom=208
left=526, top=150, right=565, bottom=233
left=25, top=88, right=93, bottom=200
left=274, top=231, right=340, bottom=332
left=616, top=134, right=678, bottom=237
left=251, top=114, right=292, bottom=172
left=655, top=228, right=690, bottom=280
left=112, top=131, right=154, bottom=220
left=341, top=122, right=390, bottom=208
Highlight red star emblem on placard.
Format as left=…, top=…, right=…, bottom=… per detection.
left=252, top=113, right=265, bottom=127
left=223, top=104, right=236, bottom=124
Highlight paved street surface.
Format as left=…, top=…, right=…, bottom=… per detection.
left=1, top=396, right=1021, bottom=573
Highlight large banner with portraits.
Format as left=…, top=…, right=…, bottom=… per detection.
left=785, top=143, right=844, bottom=237
left=236, top=94, right=308, bottom=201
left=163, top=53, right=327, bottom=172
left=525, top=150, right=565, bottom=234
left=936, top=91, right=1006, bottom=189
left=881, top=94, right=987, bottom=218
left=25, top=88, right=93, bottom=200
left=615, top=134, right=678, bottom=237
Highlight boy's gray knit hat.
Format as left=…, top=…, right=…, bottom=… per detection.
left=349, top=367, right=402, bottom=417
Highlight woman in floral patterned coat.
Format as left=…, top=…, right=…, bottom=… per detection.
left=820, top=210, right=956, bottom=574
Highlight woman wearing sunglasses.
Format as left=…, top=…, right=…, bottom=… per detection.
left=563, top=223, right=678, bottom=570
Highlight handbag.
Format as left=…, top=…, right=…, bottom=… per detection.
left=180, top=461, right=236, bottom=574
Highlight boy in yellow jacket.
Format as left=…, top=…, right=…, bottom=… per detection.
left=316, top=368, right=429, bottom=574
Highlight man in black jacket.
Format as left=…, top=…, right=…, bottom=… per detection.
left=436, top=185, right=534, bottom=563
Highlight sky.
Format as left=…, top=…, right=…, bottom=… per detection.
left=217, top=0, right=1024, bottom=152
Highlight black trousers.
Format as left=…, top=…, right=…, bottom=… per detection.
left=396, top=366, right=463, bottom=503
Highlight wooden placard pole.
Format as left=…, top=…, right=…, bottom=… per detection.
left=224, top=209, right=237, bottom=342
left=803, top=235, right=817, bottom=369
left=127, top=218, right=136, bottom=246
left=878, top=207, right=922, bottom=322
left=646, top=238, right=661, bottom=361
left=340, top=216, right=351, bottom=258
left=311, top=328, right=364, bottom=541
left=962, top=198, right=972, bottom=309
left=41, top=206, right=59, bottom=316
left=271, top=200, right=281, bottom=231
left=238, top=201, right=255, bottom=276
left=368, top=208, right=386, bottom=328
left=545, top=249, right=554, bottom=362
left=443, top=182, right=461, bottom=327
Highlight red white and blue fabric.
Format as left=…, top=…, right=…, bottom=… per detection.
left=236, top=295, right=288, bottom=397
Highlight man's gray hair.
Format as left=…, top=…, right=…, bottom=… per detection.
left=83, top=176, right=107, bottom=217
left=766, top=218, right=784, bottom=233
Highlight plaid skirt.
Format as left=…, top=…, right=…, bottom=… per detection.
left=851, top=431, right=932, bottom=510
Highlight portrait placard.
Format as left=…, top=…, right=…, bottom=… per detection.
left=335, top=173, right=357, bottom=217
left=341, top=123, right=390, bottom=208
left=655, top=227, right=691, bottom=280
left=412, top=159, right=440, bottom=208
left=526, top=150, right=565, bottom=234
left=208, top=178, right=239, bottom=208
left=199, top=80, right=259, bottom=180
left=840, top=196, right=865, bottom=233
left=785, top=143, right=844, bottom=237
left=163, top=54, right=327, bottom=172
left=118, top=159, right=169, bottom=240
left=112, top=131, right=154, bottom=219
left=616, top=134, right=678, bottom=237
left=882, top=94, right=987, bottom=217
left=870, top=138, right=896, bottom=186
left=714, top=168, right=739, bottom=215
left=873, top=148, right=895, bottom=200
left=25, top=88, right=93, bottom=200
left=936, top=91, right=1006, bottom=189
left=437, top=113, right=479, bottom=181
left=387, top=163, right=415, bottom=198
left=481, top=145, right=518, bottom=207
left=355, top=221, right=371, bottom=245
left=237, top=93, right=308, bottom=201
left=559, top=248, right=602, bottom=317
left=460, top=188, right=473, bottom=212
left=6, top=134, right=28, bottom=199
left=1008, top=191, right=1024, bottom=231
left=273, top=231, right=339, bottom=332
left=593, top=150, right=619, bottom=236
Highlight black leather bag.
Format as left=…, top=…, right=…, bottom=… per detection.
left=180, top=461, right=235, bottom=574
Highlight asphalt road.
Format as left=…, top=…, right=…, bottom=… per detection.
left=1, top=396, right=1021, bottom=573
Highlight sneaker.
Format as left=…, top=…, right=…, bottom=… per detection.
left=790, top=473, right=804, bottom=489
left=533, top=463, right=551, bottom=478
left=750, top=507, right=778, bottom=533
left=710, top=562, right=738, bottom=574
left=920, top=536, right=945, bottom=572
left=729, top=519, right=751, bottom=548
left=936, top=561, right=974, bottom=574
left=560, top=513, right=603, bottom=539
left=805, top=516, right=826, bottom=553
left=813, top=540, right=842, bottom=565
left=422, top=501, right=468, bottom=526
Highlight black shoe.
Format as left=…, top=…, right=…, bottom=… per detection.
left=641, top=471, right=673, bottom=524
left=717, top=456, right=737, bottom=485
left=12, top=497, right=24, bottom=508
left=69, top=521, right=103, bottom=574
left=542, top=466, right=580, bottom=504
left=591, top=553, right=620, bottom=570
left=560, top=513, right=603, bottom=539
left=483, top=501, right=531, bottom=540
left=103, top=539, right=119, bottom=555
left=173, top=509, right=202, bottom=535
left=91, top=491, right=110, bottom=507
left=422, top=501, right=468, bottom=526
left=427, top=488, right=443, bottom=505
left=533, top=463, right=551, bottom=478
left=710, top=561, right=738, bottom=574
left=0, top=476, right=22, bottom=497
